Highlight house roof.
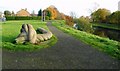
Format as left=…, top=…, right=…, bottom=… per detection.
left=16, top=8, right=31, bottom=16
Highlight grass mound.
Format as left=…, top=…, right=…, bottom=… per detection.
left=1, top=20, right=57, bottom=51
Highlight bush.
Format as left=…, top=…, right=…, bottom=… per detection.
left=5, top=16, right=50, bottom=20
left=15, top=16, right=29, bottom=20
left=45, top=16, right=49, bottom=20
left=5, top=16, right=15, bottom=20
left=107, top=11, right=120, bottom=24
left=76, top=16, right=93, bottom=33
left=65, top=16, right=74, bottom=26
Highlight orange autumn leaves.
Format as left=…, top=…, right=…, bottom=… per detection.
left=46, top=5, right=59, bottom=20
left=45, top=5, right=74, bottom=26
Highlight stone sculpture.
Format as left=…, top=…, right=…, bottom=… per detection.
left=15, top=24, right=52, bottom=44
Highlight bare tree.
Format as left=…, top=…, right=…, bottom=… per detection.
left=70, top=11, right=77, bottom=18
left=88, top=2, right=99, bottom=14
left=31, top=10, right=35, bottom=16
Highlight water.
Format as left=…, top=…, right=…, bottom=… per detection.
left=93, top=27, right=120, bottom=42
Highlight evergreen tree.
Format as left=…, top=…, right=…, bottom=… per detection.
left=38, top=9, right=42, bottom=16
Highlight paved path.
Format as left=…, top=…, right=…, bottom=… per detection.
left=2, top=22, right=120, bottom=69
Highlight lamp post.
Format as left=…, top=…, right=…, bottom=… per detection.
left=42, top=10, right=45, bottom=21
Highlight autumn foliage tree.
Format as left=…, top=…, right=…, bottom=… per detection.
left=91, top=8, right=111, bottom=23
left=45, top=5, right=58, bottom=20
left=45, top=5, right=64, bottom=20
left=65, top=15, right=74, bottom=26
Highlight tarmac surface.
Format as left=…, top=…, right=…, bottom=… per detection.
left=2, top=22, right=119, bottom=69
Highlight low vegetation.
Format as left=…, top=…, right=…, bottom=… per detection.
left=52, top=20, right=120, bottom=59
left=92, top=23, right=120, bottom=31
left=74, top=16, right=93, bottom=33
left=5, top=16, right=49, bottom=20
left=0, top=23, right=1, bottom=48
left=1, top=20, right=57, bottom=51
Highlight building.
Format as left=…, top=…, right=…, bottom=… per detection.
left=0, top=12, right=6, bottom=22
left=0, top=12, right=4, bottom=18
left=16, top=8, right=31, bottom=16
left=118, top=1, right=120, bottom=11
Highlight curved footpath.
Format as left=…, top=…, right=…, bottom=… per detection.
left=2, top=22, right=120, bottom=69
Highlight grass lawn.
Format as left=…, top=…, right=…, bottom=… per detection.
left=0, top=22, right=1, bottom=48
left=52, top=20, right=120, bottom=59
left=92, top=23, right=120, bottom=31
left=1, top=20, right=57, bottom=51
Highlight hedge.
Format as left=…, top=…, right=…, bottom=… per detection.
left=5, top=16, right=49, bottom=20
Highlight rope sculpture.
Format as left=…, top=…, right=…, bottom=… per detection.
left=15, top=24, right=52, bottom=44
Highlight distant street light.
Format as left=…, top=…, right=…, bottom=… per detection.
left=42, top=10, right=45, bottom=21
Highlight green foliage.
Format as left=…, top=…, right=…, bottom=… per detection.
left=52, top=20, right=120, bottom=59
left=5, top=16, right=50, bottom=20
left=5, top=16, right=42, bottom=20
left=92, top=23, right=120, bottom=31
left=75, top=16, right=93, bottom=33
left=45, top=16, right=49, bottom=20
left=91, top=8, right=119, bottom=25
left=38, top=9, right=42, bottom=16
left=2, top=20, right=57, bottom=51
left=5, top=16, right=15, bottom=20
left=45, top=10, right=52, bottom=19
left=107, top=11, right=120, bottom=24
left=4, top=10, right=11, bottom=16
left=91, top=8, right=111, bottom=23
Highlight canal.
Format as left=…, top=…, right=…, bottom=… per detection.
left=93, top=26, right=120, bottom=42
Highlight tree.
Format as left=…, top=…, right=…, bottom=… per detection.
left=4, top=10, right=11, bottom=16
left=11, top=11, right=15, bottom=16
left=38, top=9, right=42, bottom=16
left=56, top=13, right=63, bottom=20
left=65, top=15, right=74, bottom=26
left=77, top=16, right=93, bottom=33
left=31, top=10, right=36, bottom=16
left=70, top=11, right=77, bottom=18
left=107, top=11, right=120, bottom=24
left=91, top=8, right=111, bottom=23
left=45, top=10, right=52, bottom=19
left=46, top=5, right=59, bottom=20
left=88, top=2, right=99, bottom=14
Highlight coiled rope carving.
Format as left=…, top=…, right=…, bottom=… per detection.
left=15, top=24, right=52, bottom=44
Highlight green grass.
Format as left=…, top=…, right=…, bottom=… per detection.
left=92, top=23, right=120, bottom=31
left=0, top=22, right=2, bottom=48
left=52, top=20, right=120, bottom=59
left=1, top=20, right=57, bottom=51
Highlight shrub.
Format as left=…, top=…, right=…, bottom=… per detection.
left=77, top=16, right=93, bottom=33
left=65, top=16, right=74, bottom=26
left=5, top=16, right=15, bottom=20
left=107, top=11, right=120, bottom=24
left=5, top=16, right=45, bottom=20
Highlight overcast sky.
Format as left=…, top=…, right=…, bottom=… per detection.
left=0, top=0, right=119, bottom=17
